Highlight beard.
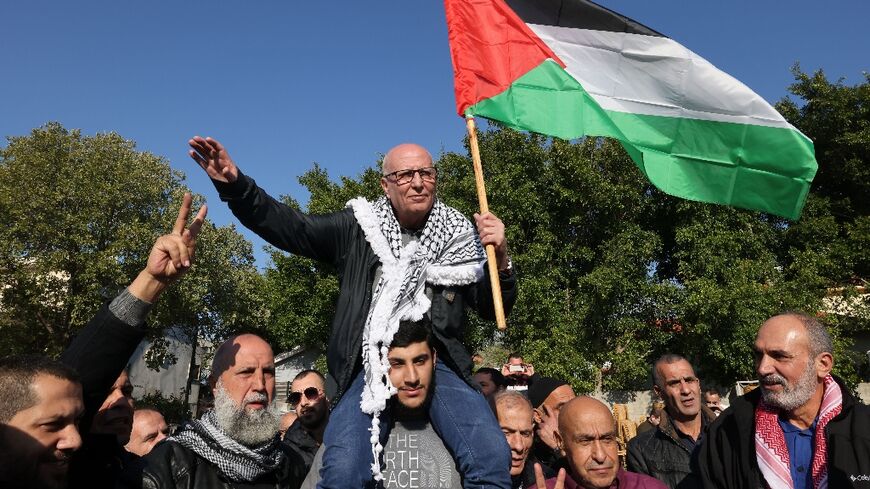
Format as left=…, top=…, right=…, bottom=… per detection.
left=297, top=403, right=327, bottom=431
left=759, top=360, right=819, bottom=411
left=212, top=382, right=280, bottom=447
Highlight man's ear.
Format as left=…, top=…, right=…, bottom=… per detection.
left=431, top=348, right=437, bottom=364
left=653, top=384, right=662, bottom=399
left=533, top=407, right=543, bottom=425
left=380, top=177, right=390, bottom=196
left=554, top=429, right=565, bottom=456
left=815, top=352, right=834, bottom=379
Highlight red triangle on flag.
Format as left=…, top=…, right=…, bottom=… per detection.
left=445, top=0, right=565, bottom=117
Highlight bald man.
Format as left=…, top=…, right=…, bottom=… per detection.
left=531, top=397, right=666, bottom=489
left=143, top=334, right=307, bottom=488
left=189, top=137, right=516, bottom=487
left=700, top=313, right=870, bottom=489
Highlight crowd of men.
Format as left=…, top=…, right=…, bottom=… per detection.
left=1, top=138, right=869, bottom=489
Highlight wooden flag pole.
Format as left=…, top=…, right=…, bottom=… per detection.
left=466, top=116, right=507, bottom=330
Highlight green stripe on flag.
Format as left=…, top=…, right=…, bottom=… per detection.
left=469, top=60, right=816, bottom=220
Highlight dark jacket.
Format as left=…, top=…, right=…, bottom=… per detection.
left=626, top=408, right=715, bottom=489
left=60, top=302, right=147, bottom=489
left=142, top=440, right=306, bottom=489
left=698, top=375, right=870, bottom=489
left=280, top=421, right=319, bottom=472
left=214, top=173, right=517, bottom=403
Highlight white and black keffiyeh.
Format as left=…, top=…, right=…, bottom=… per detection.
left=348, top=196, right=486, bottom=480
left=170, top=410, right=284, bottom=482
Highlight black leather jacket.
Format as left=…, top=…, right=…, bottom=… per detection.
left=626, top=407, right=715, bottom=489
left=214, top=173, right=517, bottom=403
left=142, top=440, right=306, bottom=489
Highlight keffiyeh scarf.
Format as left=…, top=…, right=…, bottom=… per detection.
left=754, top=374, right=843, bottom=489
left=170, top=410, right=284, bottom=482
left=348, top=196, right=486, bottom=480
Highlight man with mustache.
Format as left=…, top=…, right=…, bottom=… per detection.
left=282, top=369, right=330, bottom=474
left=699, top=312, right=870, bottom=488
left=627, top=354, right=715, bottom=488
left=491, top=390, right=554, bottom=488
left=189, top=137, right=515, bottom=488
left=530, top=397, right=666, bottom=489
left=143, top=333, right=307, bottom=488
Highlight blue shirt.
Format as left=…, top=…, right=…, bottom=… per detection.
left=778, top=416, right=817, bottom=489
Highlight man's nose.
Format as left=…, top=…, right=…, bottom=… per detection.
left=405, top=367, right=420, bottom=385
left=58, top=425, right=83, bottom=452
left=757, top=355, right=774, bottom=376
left=590, top=440, right=607, bottom=463
left=410, top=171, right=424, bottom=189
left=252, top=371, right=266, bottom=392
left=507, top=434, right=523, bottom=453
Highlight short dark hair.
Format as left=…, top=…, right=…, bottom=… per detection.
left=390, top=319, right=433, bottom=350
left=474, top=367, right=505, bottom=387
left=507, top=352, right=524, bottom=361
left=703, top=388, right=720, bottom=397
left=293, top=369, right=326, bottom=384
left=652, top=353, right=690, bottom=389
left=0, top=355, right=81, bottom=423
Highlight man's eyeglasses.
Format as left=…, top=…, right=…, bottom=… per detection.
left=288, top=386, right=322, bottom=407
left=383, top=167, right=437, bottom=185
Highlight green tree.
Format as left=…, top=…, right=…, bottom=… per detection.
left=260, top=68, right=870, bottom=392
left=0, top=122, right=267, bottom=359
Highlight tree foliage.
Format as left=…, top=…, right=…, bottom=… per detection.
left=0, top=123, right=267, bottom=359
left=258, top=68, right=870, bottom=392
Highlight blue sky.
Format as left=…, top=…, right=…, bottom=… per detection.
left=3, top=1, right=868, bottom=268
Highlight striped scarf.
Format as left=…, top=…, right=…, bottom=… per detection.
left=754, top=375, right=843, bottom=489
left=348, top=196, right=486, bottom=481
left=170, top=410, right=284, bottom=482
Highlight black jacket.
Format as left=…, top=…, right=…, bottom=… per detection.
left=698, top=376, right=870, bottom=488
left=60, top=302, right=147, bottom=489
left=142, top=440, right=306, bottom=489
left=626, top=408, right=715, bottom=489
left=280, top=421, right=319, bottom=473
left=215, top=173, right=517, bottom=402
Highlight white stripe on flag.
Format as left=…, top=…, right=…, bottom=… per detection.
left=528, top=24, right=801, bottom=131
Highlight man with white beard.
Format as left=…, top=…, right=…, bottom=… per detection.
left=699, top=312, right=870, bottom=489
left=142, top=334, right=306, bottom=489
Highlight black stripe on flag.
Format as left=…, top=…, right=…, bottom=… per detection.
left=505, top=0, right=663, bottom=37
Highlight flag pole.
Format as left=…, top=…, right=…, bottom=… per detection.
left=465, top=116, right=507, bottom=330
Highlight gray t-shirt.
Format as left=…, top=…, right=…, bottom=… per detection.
left=301, top=418, right=462, bottom=488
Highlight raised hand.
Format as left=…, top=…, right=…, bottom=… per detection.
left=534, top=463, right=565, bottom=489
left=188, top=136, right=239, bottom=183
left=130, top=193, right=207, bottom=302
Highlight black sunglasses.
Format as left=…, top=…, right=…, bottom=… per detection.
left=288, top=386, right=322, bottom=406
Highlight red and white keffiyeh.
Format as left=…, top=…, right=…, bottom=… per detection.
left=754, top=375, right=843, bottom=489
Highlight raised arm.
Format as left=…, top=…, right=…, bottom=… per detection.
left=188, top=135, right=349, bottom=264
left=61, top=194, right=206, bottom=428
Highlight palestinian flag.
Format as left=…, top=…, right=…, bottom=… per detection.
left=445, top=0, right=817, bottom=220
